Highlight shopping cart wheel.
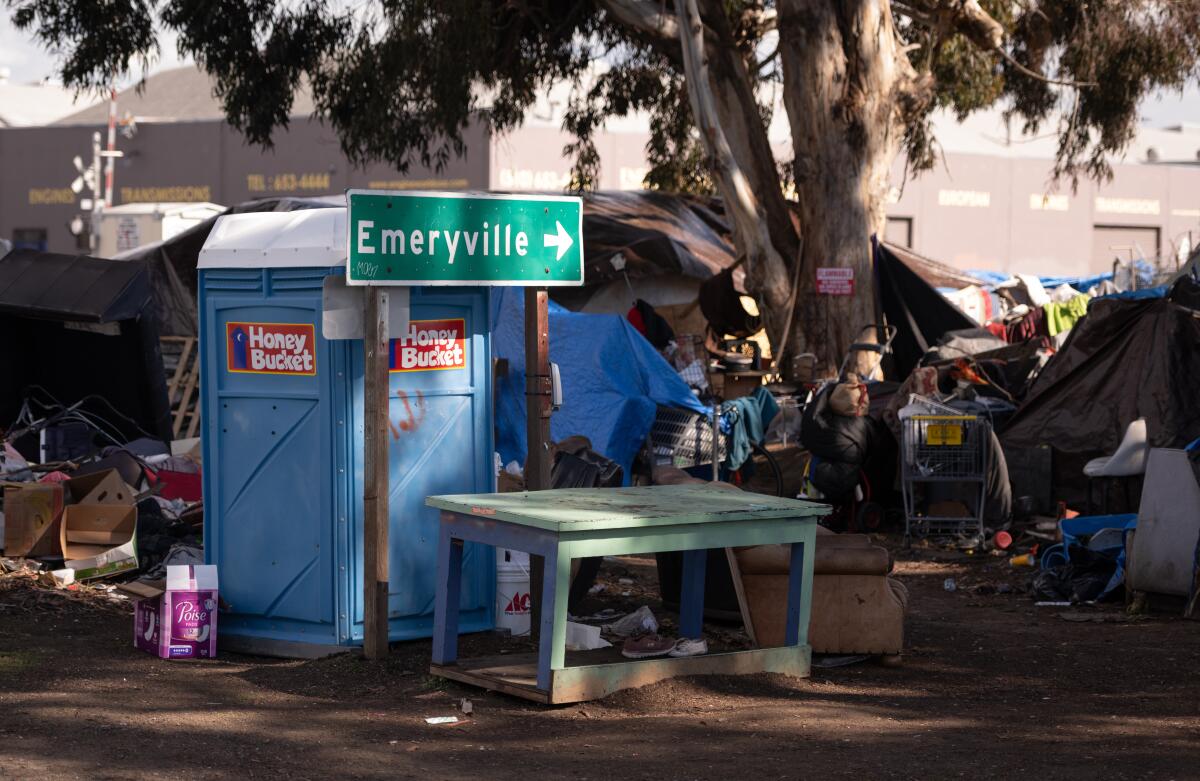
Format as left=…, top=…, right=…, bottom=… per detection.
left=854, top=501, right=885, bottom=531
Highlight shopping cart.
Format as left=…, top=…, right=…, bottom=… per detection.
left=900, top=396, right=991, bottom=541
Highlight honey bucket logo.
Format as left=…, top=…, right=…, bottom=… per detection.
left=390, top=318, right=466, bottom=372
left=226, top=322, right=316, bottom=376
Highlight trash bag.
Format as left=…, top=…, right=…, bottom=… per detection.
left=811, top=458, right=861, bottom=498
left=800, top=385, right=875, bottom=464
left=1032, top=546, right=1122, bottom=603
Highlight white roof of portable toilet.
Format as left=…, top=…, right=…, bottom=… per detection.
left=198, top=208, right=347, bottom=269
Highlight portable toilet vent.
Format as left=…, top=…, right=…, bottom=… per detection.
left=197, top=208, right=494, bottom=657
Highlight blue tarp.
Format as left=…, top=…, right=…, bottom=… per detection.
left=490, top=288, right=707, bottom=483
left=968, top=260, right=1154, bottom=292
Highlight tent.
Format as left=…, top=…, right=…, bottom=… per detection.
left=1002, top=277, right=1200, bottom=498
left=0, top=249, right=172, bottom=445
left=874, top=241, right=978, bottom=379
left=491, top=287, right=707, bottom=481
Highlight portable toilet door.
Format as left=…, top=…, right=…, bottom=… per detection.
left=198, top=208, right=495, bottom=658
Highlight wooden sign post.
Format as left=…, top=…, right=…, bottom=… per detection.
left=348, top=190, right=582, bottom=659
left=362, top=287, right=391, bottom=660
left=525, top=288, right=552, bottom=636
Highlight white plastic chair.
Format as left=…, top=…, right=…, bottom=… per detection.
left=1084, top=418, right=1148, bottom=512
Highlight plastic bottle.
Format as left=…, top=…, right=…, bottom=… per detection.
left=1010, top=553, right=1037, bottom=567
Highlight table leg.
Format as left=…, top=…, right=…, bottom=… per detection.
left=785, top=540, right=807, bottom=646
left=536, top=545, right=572, bottom=691
left=432, top=532, right=463, bottom=666
left=679, top=548, right=707, bottom=639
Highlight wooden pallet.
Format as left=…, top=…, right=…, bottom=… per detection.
left=162, top=336, right=200, bottom=439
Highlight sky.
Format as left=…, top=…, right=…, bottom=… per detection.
left=2, top=14, right=1199, bottom=127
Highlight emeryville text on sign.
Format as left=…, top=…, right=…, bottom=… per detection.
left=346, top=190, right=584, bottom=286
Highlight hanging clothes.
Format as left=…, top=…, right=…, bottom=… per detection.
left=1004, top=306, right=1047, bottom=343
left=720, top=386, right=779, bottom=470
left=1043, top=294, right=1091, bottom=336
left=626, top=299, right=675, bottom=350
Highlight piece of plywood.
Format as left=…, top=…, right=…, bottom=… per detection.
left=431, top=645, right=811, bottom=704
left=725, top=547, right=756, bottom=645
left=1128, top=448, right=1200, bottom=597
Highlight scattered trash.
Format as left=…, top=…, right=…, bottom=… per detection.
left=1009, top=553, right=1037, bottom=567
left=459, top=698, right=473, bottom=715
left=602, top=605, right=659, bottom=637
left=587, top=583, right=605, bottom=595
left=39, top=568, right=76, bottom=589
left=424, top=716, right=460, bottom=725
left=617, top=577, right=634, bottom=585
left=566, top=621, right=612, bottom=651
left=943, top=578, right=957, bottom=592
left=121, top=564, right=219, bottom=660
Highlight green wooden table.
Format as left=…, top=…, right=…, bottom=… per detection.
left=427, top=484, right=828, bottom=704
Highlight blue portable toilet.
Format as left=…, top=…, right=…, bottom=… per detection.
left=197, top=208, right=494, bottom=657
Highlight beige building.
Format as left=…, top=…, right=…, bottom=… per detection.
left=3, top=64, right=1198, bottom=281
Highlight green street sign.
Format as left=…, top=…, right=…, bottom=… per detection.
left=346, top=189, right=583, bottom=286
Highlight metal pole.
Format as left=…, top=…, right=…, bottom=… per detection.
left=104, top=87, right=117, bottom=207
left=712, top=399, right=719, bottom=482
left=90, top=131, right=102, bottom=254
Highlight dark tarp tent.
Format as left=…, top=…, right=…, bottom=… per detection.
left=874, top=240, right=977, bottom=379
left=0, top=249, right=172, bottom=446
left=1002, top=277, right=1200, bottom=500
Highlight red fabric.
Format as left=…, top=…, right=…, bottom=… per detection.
left=626, top=306, right=647, bottom=336
left=985, top=321, right=1008, bottom=341
left=149, top=469, right=203, bottom=502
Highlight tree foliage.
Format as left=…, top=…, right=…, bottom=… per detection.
left=10, top=0, right=1200, bottom=188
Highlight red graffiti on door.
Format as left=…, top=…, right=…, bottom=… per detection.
left=388, top=389, right=426, bottom=439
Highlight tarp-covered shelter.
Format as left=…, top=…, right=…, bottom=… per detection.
left=491, top=287, right=707, bottom=482
left=0, top=249, right=172, bottom=444
left=874, top=241, right=977, bottom=379
left=1002, top=277, right=1200, bottom=496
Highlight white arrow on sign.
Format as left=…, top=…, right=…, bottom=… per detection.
left=542, top=220, right=574, bottom=262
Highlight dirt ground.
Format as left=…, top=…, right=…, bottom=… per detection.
left=1, top=541, right=1197, bottom=781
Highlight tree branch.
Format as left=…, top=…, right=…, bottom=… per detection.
left=596, top=0, right=679, bottom=44
left=674, top=0, right=792, bottom=341
left=996, top=47, right=1098, bottom=88
left=893, top=0, right=1098, bottom=88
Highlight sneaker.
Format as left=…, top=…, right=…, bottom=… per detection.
left=620, top=633, right=676, bottom=659
left=668, top=637, right=708, bottom=658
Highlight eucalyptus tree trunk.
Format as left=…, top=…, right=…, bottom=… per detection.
left=774, top=0, right=920, bottom=376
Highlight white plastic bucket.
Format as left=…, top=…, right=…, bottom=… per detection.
left=495, top=549, right=531, bottom=636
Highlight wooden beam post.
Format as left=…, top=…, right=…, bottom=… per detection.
left=363, top=286, right=391, bottom=660
left=524, top=287, right=552, bottom=490
left=525, top=288, right=552, bottom=636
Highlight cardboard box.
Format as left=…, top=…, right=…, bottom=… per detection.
left=60, top=504, right=137, bottom=580
left=62, top=469, right=134, bottom=506
left=58, top=469, right=138, bottom=579
left=1, top=481, right=65, bottom=557
left=128, top=565, right=219, bottom=660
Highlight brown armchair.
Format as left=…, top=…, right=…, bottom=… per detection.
left=734, top=530, right=907, bottom=659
